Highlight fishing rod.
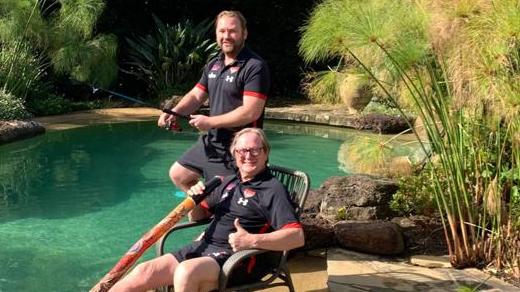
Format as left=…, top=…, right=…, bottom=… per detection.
left=90, top=176, right=223, bottom=292
left=92, top=86, right=190, bottom=130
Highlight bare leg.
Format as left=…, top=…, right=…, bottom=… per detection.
left=110, top=254, right=178, bottom=292
left=173, top=257, right=220, bottom=292
left=169, top=162, right=200, bottom=191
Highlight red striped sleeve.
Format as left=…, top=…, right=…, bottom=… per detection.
left=195, top=83, right=207, bottom=92
left=243, top=91, right=267, bottom=100
left=281, top=222, right=302, bottom=229
left=200, top=200, right=210, bottom=210
left=258, top=223, right=270, bottom=234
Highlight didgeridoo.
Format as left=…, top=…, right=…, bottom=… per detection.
left=90, top=177, right=222, bottom=292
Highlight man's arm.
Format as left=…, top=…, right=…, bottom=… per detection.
left=228, top=219, right=305, bottom=252
left=158, top=86, right=208, bottom=128
left=172, top=86, right=208, bottom=115
left=188, top=95, right=265, bottom=131
left=188, top=205, right=212, bottom=222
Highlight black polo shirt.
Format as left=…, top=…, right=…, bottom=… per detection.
left=195, top=47, right=270, bottom=152
left=199, top=168, right=301, bottom=249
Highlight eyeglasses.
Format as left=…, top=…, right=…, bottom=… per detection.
left=234, top=147, right=264, bottom=157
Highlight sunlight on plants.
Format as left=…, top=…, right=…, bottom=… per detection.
left=301, top=0, right=520, bottom=280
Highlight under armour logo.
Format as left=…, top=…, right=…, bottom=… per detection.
left=225, top=76, right=234, bottom=82
left=237, top=197, right=248, bottom=206
left=212, top=252, right=227, bottom=257
left=209, top=72, right=217, bottom=79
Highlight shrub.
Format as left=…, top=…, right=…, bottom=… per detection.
left=0, top=89, right=31, bottom=120
left=26, top=95, right=72, bottom=116
left=1, top=0, right=118, bottom=92
left=123, top=16, right=218, bottom=97
left=390, top=170, right=438, bottom=216
left=0, top=42, right=44, bottom=99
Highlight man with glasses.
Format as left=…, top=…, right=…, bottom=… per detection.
left=158, top=10, right=270, bottom=192
left=111, top=128, right=304, bottom=291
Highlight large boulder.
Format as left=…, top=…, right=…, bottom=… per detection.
left=353, top=113, right=413, bottom=134
left=301, top=175, right=406, bottom=255
left=0, top=120, right=45, bottom=144
left=318, top=175, right=398, bottom=220
left=299, top=189, right=336, bottom=250
left=334, top=220, right=405, bottom=255
left=391, top=216, right=448, bottom=255
left=300, top=212, right=335, bottom=250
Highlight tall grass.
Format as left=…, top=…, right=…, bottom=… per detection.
left=0, top=42, right=44, bottom=99
left=349, top=40, right=520, bottom=275
left=0, top=0, right=117, bottom=89
left=424, top=0, right=520, bottom=119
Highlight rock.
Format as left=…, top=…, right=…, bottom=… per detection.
left=0, top=120, right=45, bottom=144
left=391, top=216, right=448, bottom=255
left=300, top=212, right=335, bottom=251
left=353, top=113, right=413, bottom=134
left=334, top=220, right=405, bottom=255
left=410, top=255, right=451, bottom=268
left=303, top=189, right=322, bottom=213
left=318, top=175, right=398, bottom=220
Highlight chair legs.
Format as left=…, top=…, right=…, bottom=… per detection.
left=280, top=265, right=295, bottom=292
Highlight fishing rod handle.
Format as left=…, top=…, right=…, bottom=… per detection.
left=162, top=108, right=190, bottom=119
left=189, top=176, right=223, bottom=204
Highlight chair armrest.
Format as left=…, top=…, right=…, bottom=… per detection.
left=155, top=218, right=212, bottom=257
left=218, top=249, right=270, bottom=290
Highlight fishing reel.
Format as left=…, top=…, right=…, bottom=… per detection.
left=162, top=108, right=189, bottom=132
left=165, top=120, right=182, bottom=132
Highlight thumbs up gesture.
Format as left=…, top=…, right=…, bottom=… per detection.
left=228, top=218, right=252, bottom=252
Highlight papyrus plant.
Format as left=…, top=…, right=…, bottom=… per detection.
left=350, top=42, right=520, bottom=276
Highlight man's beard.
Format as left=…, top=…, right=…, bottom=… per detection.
left=220, top=39, right=244, bottom=55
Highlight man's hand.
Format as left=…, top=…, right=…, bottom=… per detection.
left=189, top=114, right=212, bottom=131
left=158, top=112, right=177, bottom=129
left=228, top=218, right=254, bottom=252
left=186, top=181, right=205, bottom=197
left=187, top=181, right=210, bottom=222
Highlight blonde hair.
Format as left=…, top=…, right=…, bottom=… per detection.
left=230, top=128, right=271, bottom=156
left=215, top=10, right=247, bottom=31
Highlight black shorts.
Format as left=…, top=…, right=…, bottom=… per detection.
left=171, top=241, right=281, bottom=286
left=177, top=135, right=236, bottom=182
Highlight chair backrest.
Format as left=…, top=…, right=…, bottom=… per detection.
left=269, top=164, right=310, bottom=215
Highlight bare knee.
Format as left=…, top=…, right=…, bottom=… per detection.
left=110, top=262, right=153, bottom=291
left=169, top=163, right=199, bottom=191
left=173, top=260, right=218, bottom=292
left=173, top=262, right=195, bottom=290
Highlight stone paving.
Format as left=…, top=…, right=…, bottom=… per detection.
left=327, top=249, right=518, bottom=292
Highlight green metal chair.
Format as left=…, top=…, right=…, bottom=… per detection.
left=155, top=164, right=310, bottom=291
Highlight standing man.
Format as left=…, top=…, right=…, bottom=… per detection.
left=158, top=10, right=270, bottom=191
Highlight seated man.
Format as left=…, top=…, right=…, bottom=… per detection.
left=111, top=128, right=305, bottom=292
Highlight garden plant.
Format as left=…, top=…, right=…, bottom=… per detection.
left=301, top=0, right=520, bottom=281
left=0, top=0, right=117, bottom=118
left=123, top=16, right=218, bottom=99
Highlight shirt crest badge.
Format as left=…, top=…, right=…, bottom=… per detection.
left=243, top=188, right=256, bottom=198
left=211, top=63, right=221, bottom=71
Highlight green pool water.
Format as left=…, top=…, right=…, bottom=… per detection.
left=0, top=120, right=351, bottom=292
